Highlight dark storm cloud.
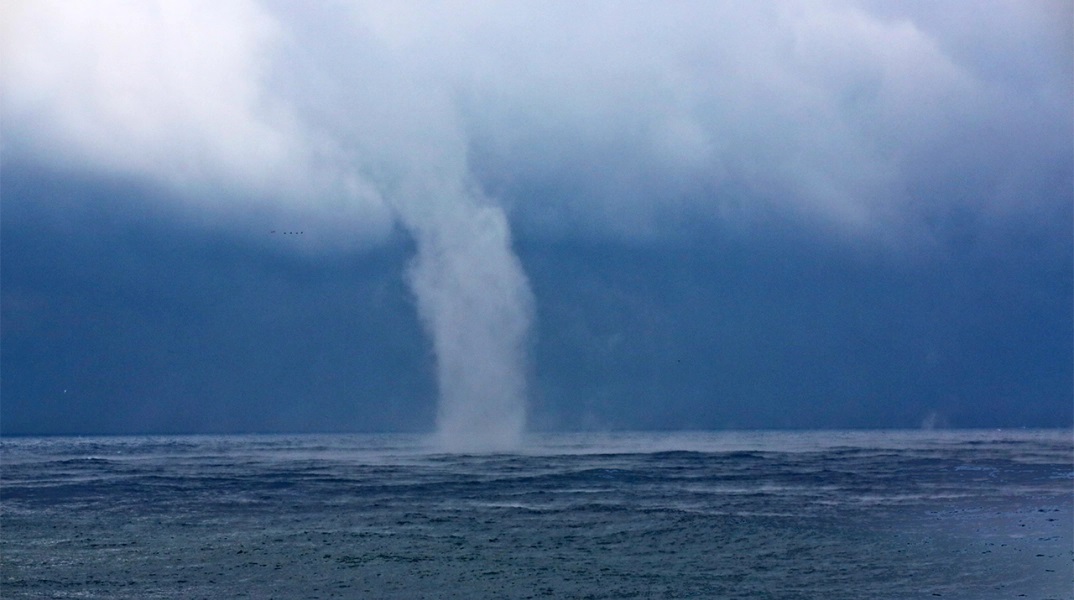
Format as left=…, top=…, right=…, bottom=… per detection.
left=523, top=236, right=1072, bottom=430
left=1, top=174, right=434, bottom=434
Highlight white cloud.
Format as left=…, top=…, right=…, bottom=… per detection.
left=4, top=1, right=278, bottom=184
left=2, top=0, right=1068, bottom=245
left=1, top=0, right=392, bottom=244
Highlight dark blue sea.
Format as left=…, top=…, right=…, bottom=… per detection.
left=2, top=430, right=1071, bottom=599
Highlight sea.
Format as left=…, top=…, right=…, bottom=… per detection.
left=1, top=430, right=1070, bottom=599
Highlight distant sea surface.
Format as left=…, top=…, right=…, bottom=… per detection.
left=2, top=430, right=1071, bottom=599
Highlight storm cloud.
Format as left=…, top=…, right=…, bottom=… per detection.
left=2, top=1, right=1070, bottom=435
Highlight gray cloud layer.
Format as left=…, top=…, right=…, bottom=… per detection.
left=4, top=0, right=1070, bottom=247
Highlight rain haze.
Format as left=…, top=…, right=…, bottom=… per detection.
left=2, top=1, right=1071, bottom=446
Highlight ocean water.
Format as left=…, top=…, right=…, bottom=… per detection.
left=1, top=430, right=1070, bottom=599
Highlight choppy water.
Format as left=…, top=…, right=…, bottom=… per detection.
left=2, top=430, right=1071, bottom=599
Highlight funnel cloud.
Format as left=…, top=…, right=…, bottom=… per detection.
left=402, top=190, right=533, bottom=451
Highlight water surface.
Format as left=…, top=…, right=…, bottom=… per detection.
left=2, top=430, right=1070, bottom=599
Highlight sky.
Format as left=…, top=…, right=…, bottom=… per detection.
left=2, top=0, right=1071, bottom=438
